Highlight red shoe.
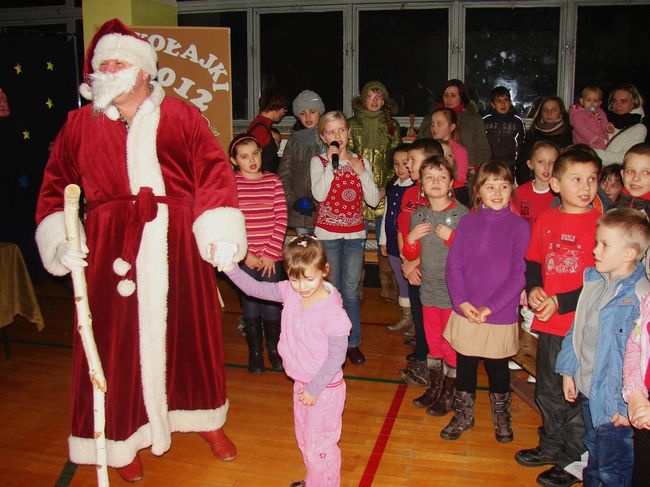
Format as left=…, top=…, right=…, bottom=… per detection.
left=115, top=454, right=143, bottom=482
left=199, top=429, right=237, bottom=461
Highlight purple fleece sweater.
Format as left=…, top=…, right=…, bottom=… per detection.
left=445, top=205, right=531, bottom=324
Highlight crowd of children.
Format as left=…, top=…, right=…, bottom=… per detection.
left=220, top=82, right=650, bottom=486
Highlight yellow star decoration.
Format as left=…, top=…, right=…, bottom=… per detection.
left=46, top=98, right=54, bottom=109
left=46, top=61, right=54, bottom=71
left=22, top=130, right=30, bottom=140
left=14, top=63, right=22, bottom=74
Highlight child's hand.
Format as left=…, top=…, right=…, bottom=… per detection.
left=534, top=295, right=558, bottom=322
left=407, top=223, right=432, bottom=244
left=405, top=267, right=421, bottom=285
left=610, top=412, right=631, bottom=427
left=629, top=391, right=650, bottom=429
left=258, top=256, right=276, bottom=278
left=349, top=157, right=366, bottom=176
left=476, top=306, right=492, bottom=323
left=527, top=287, right=548, bottom=310
left=434, top=224, right=452, bottom=241
left=459, top=302, right=481, bottom=323
left=607, top=122, right=615, bottom=134
left=380, top=245, right=388, bottom=257
left=562, top=376, right=577, bottom=402
left=244, top=252, right=261, bottom=269
left=401, top=258, right=418, bottom=277
left=297, top=387, right=316, bottom=406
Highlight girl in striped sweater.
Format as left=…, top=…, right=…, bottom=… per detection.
left=229, top=134, right=288, bottom=373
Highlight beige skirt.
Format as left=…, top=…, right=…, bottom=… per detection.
left=443, top=311, right=519, bottom=359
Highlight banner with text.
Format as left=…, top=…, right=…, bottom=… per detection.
left=134, top=26, right=232, bottom=149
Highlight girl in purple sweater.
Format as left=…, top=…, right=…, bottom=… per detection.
left=220, top=235, right=350, bottom=487
left=441, top=161, right=531, bottom=443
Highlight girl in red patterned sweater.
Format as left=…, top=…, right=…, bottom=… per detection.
left=310, top=111, right=380, bottom=366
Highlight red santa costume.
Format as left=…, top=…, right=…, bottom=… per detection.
left=34, top=19, right=246, bottom=469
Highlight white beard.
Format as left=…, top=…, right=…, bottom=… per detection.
left=89, top=66, right=140, bottom=112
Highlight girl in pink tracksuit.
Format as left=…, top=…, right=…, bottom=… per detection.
left=224, top=235, right=350, bottom=487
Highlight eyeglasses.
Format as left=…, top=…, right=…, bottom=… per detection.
left=365, top=94, right=384, bottom=102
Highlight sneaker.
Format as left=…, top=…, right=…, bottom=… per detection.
left=508, top=360, right=522, bottom=370
left=400, top=360, right=431, bottom=387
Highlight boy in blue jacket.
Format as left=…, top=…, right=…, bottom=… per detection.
left=556, top=208, right=650, bottom=487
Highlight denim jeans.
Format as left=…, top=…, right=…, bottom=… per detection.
left=239, top=262, right=282, bottom=321
left=582, top=395, right=634, bottom=487
left=320, top=238, right=364, bottom=348
left=294, top=227, right=314, bottom=236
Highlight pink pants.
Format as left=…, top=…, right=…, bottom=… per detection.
left=423, top=306, right=456, bottom=366
left=293, top=379, right=346, bottom=487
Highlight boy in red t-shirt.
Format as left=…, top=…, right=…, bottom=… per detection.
left=515, top=149, right=601, bottom=487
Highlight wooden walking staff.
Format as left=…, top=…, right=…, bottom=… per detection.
left=64, top=184, right=109, bottom=487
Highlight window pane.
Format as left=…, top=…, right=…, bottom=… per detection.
left=179, top=12, right=247, bottom=120
left=359, top=8, right=448, bottom=117
left=260, top=12, right=343, bottom=113
left=465, top=7, right=560, bottom=118
left=576, top=5, right=650, bottom=108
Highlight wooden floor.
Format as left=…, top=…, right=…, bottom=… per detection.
left=0, top=275, right=548, bottom=487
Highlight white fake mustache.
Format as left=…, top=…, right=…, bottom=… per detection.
left=88, top=66, right=139, bottom=111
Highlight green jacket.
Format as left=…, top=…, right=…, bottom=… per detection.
left=348, top=102, right=402, bottom=221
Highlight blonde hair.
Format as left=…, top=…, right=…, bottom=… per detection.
left=283, top=235, right=329, bottom=279
left=580, top=85, right=604, bottom=100
left=471, top=161, right=514, bottom=209
left=318, top=111, right=349, bottom=135
left=431, top=107, right=461, bottom=143
left=598, top=208, right=650, bottom=258
left=608, top=84, right=644, bottom=111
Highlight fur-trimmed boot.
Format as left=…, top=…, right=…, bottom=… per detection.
left=262, top=319, right=283, bottom=372
left=387, top=298, right=412, bottom=331
left=244, top=317, right=264, bottom=373
left=427, top=375, right=456, bottom=416
left=489, top=392, right=513, bottom=443
left=413, top=363, right=444, bottom=408
left=440, top=391, right=475, bottom=440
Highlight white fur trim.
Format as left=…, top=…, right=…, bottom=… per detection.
left=79, top=82, right=93, bottom=101
left=193, top=207, right=247, bottom=265
left=398, top=296, right=411, bottom=308
left=113, top=257, right=131, bottom=276
left=68, top=402, right=229, bottom=466
left=117, top=278, right=136, bottom=296
left=92, top=33, right=157, bottom=78
left=35, top=212, right=87, bottom=276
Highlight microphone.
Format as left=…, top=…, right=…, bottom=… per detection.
left=329, top=141, right=340, bottom=170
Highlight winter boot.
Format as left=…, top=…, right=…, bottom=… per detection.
left=413, top=365, right=444, bottom=408
left=399, top=360, right=432, bottom=387
left=244, top=317, right=264, bottom=373
left=378, top=253, right=398, bottom=303
left=262, top=319, right=284, bottom=372
left=427, top=375, right=456, bottom=416
left=387, top=299, right=412, bottom=331
left=440, top=391, right=475, bottom=440
left=490, top=392, right=513, bottom=443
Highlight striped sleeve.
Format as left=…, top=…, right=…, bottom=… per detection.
left=262, top=175, right=288, bottom=261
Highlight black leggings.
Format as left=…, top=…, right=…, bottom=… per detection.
left=456, top=352, right=509, bottom=393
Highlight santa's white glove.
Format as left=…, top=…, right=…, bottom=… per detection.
left=56, top=240, right=89, bottom=272
left=209, top=242, right=238, bottom=272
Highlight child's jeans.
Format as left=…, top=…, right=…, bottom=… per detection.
left=293, top=379, right=346, bottom=487
left=422, top=306, right=455, bottom=366
left=581, top=396, right=633, bottom=487
left=240, top=262, right=282, bottom=321
left=387, top=253, right=409, bottom=299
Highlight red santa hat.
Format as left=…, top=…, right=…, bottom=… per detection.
left=82, top=18, right=157, bottom=83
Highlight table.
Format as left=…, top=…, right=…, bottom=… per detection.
left=0, top=242, right=45, bottom=357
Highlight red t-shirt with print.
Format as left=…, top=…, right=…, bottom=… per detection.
left=525, top=206, right=600, bottom=336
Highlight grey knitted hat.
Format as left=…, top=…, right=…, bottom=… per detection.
left=292, top=90, right=325, bottom=117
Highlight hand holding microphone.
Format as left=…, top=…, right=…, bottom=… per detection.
left=328, top=141, right=340, bottom=170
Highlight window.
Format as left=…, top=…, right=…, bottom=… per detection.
left=465, top=6, right=560, bottom=118
left=575, top=5, right=650, bottom=108
left=259, top=11, right=343, bottom=115
left=358, top=8, right=448, bottom=117
left=178, top=11, right=247, bottom=120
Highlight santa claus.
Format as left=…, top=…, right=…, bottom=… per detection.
left=35, top=18, right=246, bottom=482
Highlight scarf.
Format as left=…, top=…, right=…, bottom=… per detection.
left=435, top=102, right=465, bottom=115
left=534, top=118, right=566, bottom=136
left=607, top=111, right=643, bottom=130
